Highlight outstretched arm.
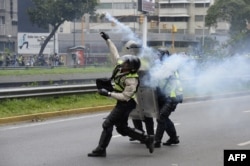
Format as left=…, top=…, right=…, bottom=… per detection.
left=100, top=32, right=120, bottom=65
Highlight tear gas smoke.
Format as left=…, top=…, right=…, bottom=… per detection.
left=181, top=55, right=250, bottom=96
left=146, top=53, right=250, bottom=98
left=104, top=13, right=141, bottom=44
left=103, top=12, right=157, bottom=62
left=146, top=54, right=189, bottom=88
left=103, top=13, right=250, bottom=97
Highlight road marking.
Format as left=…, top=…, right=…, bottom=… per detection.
left=175, top=123, right=181, bottom=126
left=238, top=141, right=250, bottom=146
left=243, top=110, right=250, bottom=113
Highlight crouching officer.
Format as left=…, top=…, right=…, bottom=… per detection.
left=154, top=48, right=183, bottom=148
left=87, top=32, right=154, bottom=157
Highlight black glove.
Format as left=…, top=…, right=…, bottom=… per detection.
left=98, top=88, right=111, bottom=96
left=100, top=32, right=109, bottom=40
left=176, top=95, right=183, bottom=103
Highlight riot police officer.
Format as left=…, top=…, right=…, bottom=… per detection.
left=154, top=48, right=183, bottom=148
left=87, top=32, right=154, bottom=157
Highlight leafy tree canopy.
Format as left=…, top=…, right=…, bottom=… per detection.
left=205, top=0, right=250, bottom=54
left=206, top=0, right=250, bottom=34
left=27, top=0, right=98, bottom=55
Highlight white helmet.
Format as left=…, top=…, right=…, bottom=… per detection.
left=124, top=40, right=141, bottom=50
left=124, top=40, right=142, bottom=56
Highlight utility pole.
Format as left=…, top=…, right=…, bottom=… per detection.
left=142, top=13, right=147, bottom=47
left=171, top=25, right=177, bottom=53
left=73, top=18, right=76, bottom=47
left=81, top=16, right=84, bottom=46
left=202, top=0, right=206, bottom=47
left=7, top=35, right=12, bottom=51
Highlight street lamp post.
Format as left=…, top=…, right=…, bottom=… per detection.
left=202, top=24, right=205, bottom=47
left=73, top=18, right=76, bottom=47
left=202, top=0, right=206, bottom=48
left=132, top=0, right=136, bottom=32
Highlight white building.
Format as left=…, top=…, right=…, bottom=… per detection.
left=58, top=0, right=229, bottom=54
left=0, top=0, right=229, bottom=55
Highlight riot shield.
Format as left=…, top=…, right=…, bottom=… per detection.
left=129, top=70, right=159, bottom=120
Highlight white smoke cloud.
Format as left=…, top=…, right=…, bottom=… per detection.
left=104, top=13, right=141, bottom=44
left=103, top=13, right=250, bottom=97
left=146, top=54, right=189, bottom=88
left=104, top=13, right=157, bottom=61
left=144, top=53, right=250, bottom=98
left=179, top=55, right=250, bottom=96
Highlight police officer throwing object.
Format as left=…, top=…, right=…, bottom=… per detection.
left=154, top=48, right=183, bottom=148
left=87, top=32, right=154, bottom=157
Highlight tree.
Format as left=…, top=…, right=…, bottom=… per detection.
left=28, top=0, right=98, bottom=56
left=205, top=0, right=250, bottom=54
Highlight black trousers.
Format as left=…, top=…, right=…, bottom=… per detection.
left=155, top=98, right=178, bottom=143
left=97, top=99, right=148, bottom=149
left=132, top=117, right=154, bottom=135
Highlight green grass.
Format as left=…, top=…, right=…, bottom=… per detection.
left=0, top=66, right=112, bottom=76
left=0, top=66, right=116, bottom=118
left=1, top=66, right=250, bottom=118
left=1, top=84, right=249, bottom=118
left=0, top=94, right=115, bottom=118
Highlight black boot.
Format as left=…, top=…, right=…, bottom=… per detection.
left=163, top=136, right=179, bottom=146
left=145, top=135, right=154, bottom=153
left=88, top=147, right=106, bottom=157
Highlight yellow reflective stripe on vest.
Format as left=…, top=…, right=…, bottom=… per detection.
left=113, top=73, right=139, bottom=98
left=160, top=71, right=183, bottom=98
left=175, top=71, right=183, bottom=95
left=170, top=91, right=176, bottom=98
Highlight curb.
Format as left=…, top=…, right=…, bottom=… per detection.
left=0, top=105, right=114, bottom=125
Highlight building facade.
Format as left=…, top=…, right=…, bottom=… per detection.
left=1, top=0, right=229, bottom=55
left=0, top=0, right=18, bottom=53
left=59, top=0, right=229, bottom=55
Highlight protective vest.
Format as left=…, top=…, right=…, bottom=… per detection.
left=113, top=72, right=139, bottom=98
left=159, top=71, right=183, bottom=98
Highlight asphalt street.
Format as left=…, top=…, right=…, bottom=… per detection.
left=0, top=95, right=250, bottom=166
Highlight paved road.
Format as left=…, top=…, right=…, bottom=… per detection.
left=0, top=96, right=250, bottom=166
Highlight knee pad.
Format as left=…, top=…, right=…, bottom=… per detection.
left=102, top=119, right=112, bottom=129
